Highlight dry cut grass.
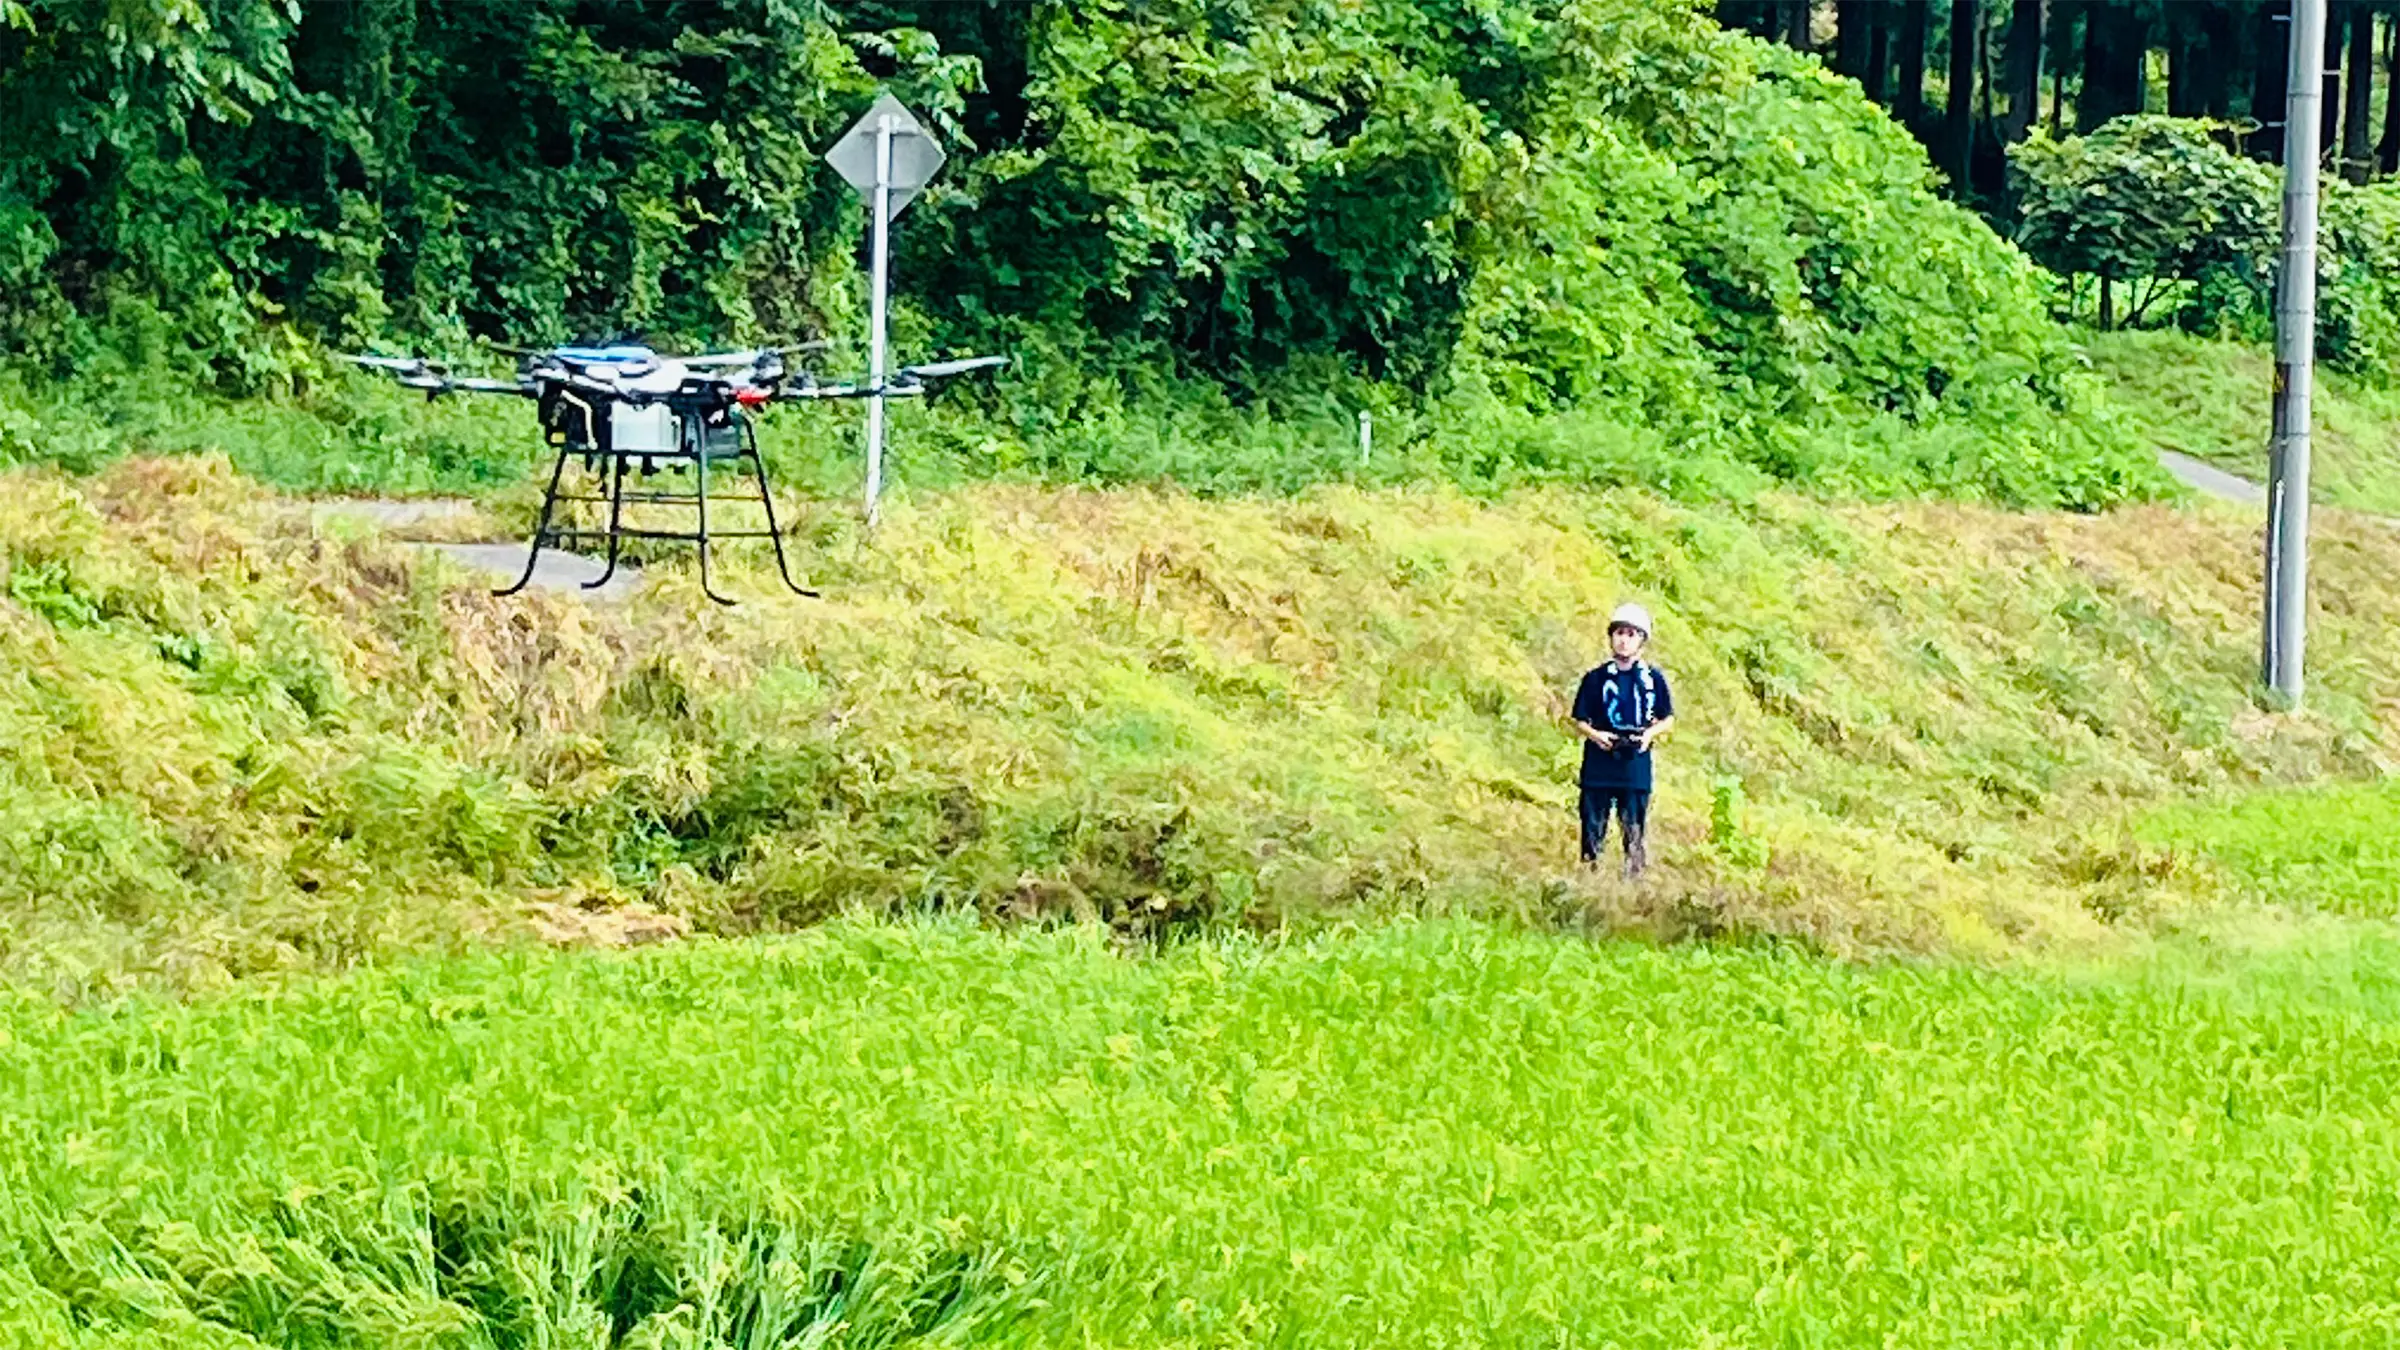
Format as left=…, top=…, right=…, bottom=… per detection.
left=4, top=457, right=2399, bottom=991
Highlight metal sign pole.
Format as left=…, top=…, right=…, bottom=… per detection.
left=825, top=92, right=955, bottom=525
left=2265, top=0, right=2325, bottom=707
left=864, top=114, right=895, bottom=528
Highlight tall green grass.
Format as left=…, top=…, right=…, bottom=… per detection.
left=7, top=457, right=2400, bottom=992
left=0, top=369, right=533, bottom=496
left=2144, top=779, right=2400, bottom=917
left=5, top=919, right=2400, bottom=1345
left=0, top=349, right=2168, bottom=509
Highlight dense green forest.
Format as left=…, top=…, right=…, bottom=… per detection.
left=1728, top=1, right=2400, bottom=368
left=1724, top=0, right=2400, bottom=199
left=0, top=0, right=2184, bottom=507
left=8, top=0, right=2400, bottom=509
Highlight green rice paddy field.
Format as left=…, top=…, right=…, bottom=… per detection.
left=5, top=918, right=2400, bottom=1347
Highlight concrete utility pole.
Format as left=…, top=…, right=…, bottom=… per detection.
left=2264, top=0, right=2325, bottom=706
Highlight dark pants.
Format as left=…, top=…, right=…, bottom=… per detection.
left=1579, top=785, right=1650, bottom=874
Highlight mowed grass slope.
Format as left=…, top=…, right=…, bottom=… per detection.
left=5, top=920, right=2400, bottom=1346
left=8, top=457, right=2400, bottom=993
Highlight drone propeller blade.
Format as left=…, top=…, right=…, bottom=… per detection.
left=449, top=376, right=536, bottom=395
left=341, top=352, right=437, bottom=373
left=897, top=354, right=1009, bottom=380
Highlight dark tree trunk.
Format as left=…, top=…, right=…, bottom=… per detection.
left=2169, top=13, right=2199, bottom=117
left=1947, top=0, right=1982, bottom=191
left=2253, top=0, right=2291, bottom=162
left=2002, top=0, right=2044, bottom=142
left=1977, top=10, right=2005, bottom=193
left=2345, top=1, right=2375, bottom=176
left=2324, top=6, right=2344, bottom=158
left=2048, top=0, right=2075, bottom=133
left=2079, top=1, right=2105, bottom=129
left=1836, top=0, right=1872, bottom=80
left=2381, top=14, right=2400, bottom=174
left=1867, top=6, right=1892, bottom=101
left=2201, top=2, right=2234, bottom=119
left=1896, top=1, right=1931, bottom=131
left=2079, top=2, right=2149, bottom=131
left=1784, top=0, right=1814, bottom=50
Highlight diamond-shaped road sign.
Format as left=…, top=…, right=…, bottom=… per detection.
left=824, top=93, right=947, bottom=217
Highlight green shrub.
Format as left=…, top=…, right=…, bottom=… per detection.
left=2014, top=115, right=2400, bottom=373
left=2013, top=117, right=2279, bottom=324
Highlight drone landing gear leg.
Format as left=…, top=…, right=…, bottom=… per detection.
left=694, top=436, right=735, bottom=607
left=496, top=443, right=573, bottom=598
left=585, top=452, right=628, bottom=590
left=744, top=420, right=818, bottom=598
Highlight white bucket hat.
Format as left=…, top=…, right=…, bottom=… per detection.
left=1609, top=602, right=1653, bottom=637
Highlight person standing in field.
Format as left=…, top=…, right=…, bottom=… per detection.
left=1570, top=603, right=1675, bottom=878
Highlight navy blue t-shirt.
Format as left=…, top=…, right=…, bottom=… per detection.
left=1572, top=661, right=1674, bottom=789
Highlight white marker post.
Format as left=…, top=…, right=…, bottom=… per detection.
left=824, top=93, right=947, bottom=528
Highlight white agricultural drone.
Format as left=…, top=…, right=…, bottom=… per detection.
left=345, top=341, right=1005, bottom=603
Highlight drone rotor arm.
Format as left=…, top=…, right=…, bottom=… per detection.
left=896, top=354, right=1009, bottom=380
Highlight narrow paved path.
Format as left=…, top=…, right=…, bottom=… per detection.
left=308, top=498, right=478, bottom=530
left=420, top=541, right=644, bottom=602
left=2157, top=450, right=2267, bottom=507
left=311, top=498, right=642, bottom=602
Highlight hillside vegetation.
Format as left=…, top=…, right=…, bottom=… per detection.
left=6, top=457, right=2398, bottom=995
left=0, top=0, right=2159, bottom=506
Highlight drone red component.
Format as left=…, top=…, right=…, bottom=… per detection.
left=734, top=387, right=772, bottom=407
